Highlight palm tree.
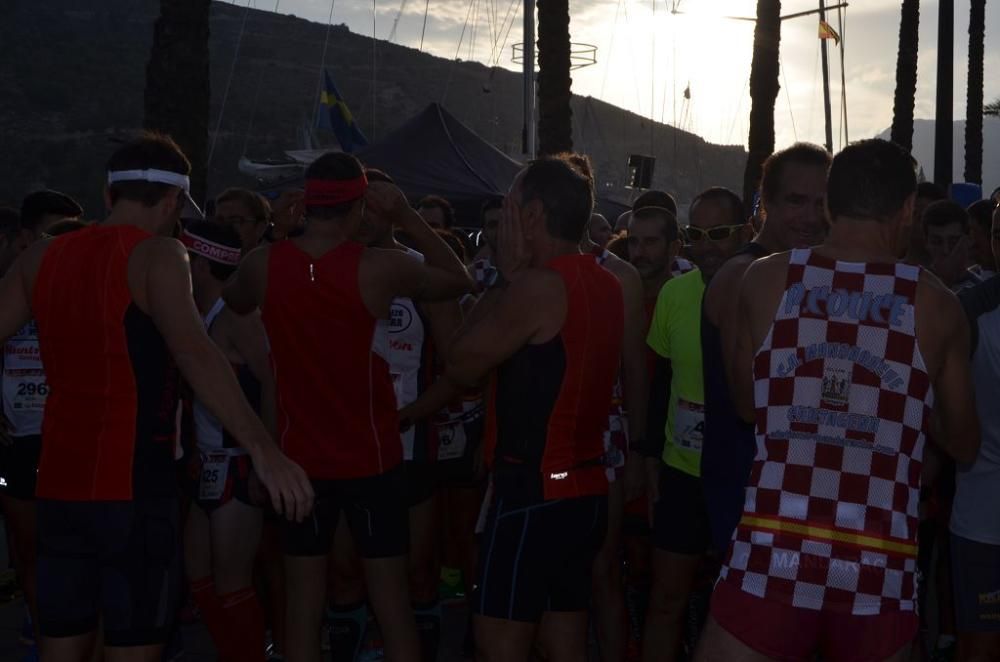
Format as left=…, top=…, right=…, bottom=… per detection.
left=743, top=0, right=781, bottom=211
left=964, top=0, right=986, bottom=185
left=144, top=0, right=212, bottom=203
left=536, top=0, right=573, bottom=156
left=890, top=0, right=920, bottom=152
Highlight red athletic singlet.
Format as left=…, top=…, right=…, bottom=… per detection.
left=33, top=225, right=179, bottom=501
left=262, top=240, right=400, bottom=479
left=485, top=253, right=624, bottom=501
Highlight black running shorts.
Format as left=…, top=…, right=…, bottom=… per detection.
left=652, top=463, right=711, bottom=555
left=36, top=498, right=181, bottom=646
left=282, top=465, right=409, bottom=559
left=951, top=533, right=1000, bottom=632
left=0, top=434, right=41, bottom=500
left=473, top=494, right=607, bottom=622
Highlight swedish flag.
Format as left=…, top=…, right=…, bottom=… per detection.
left=316, top=70, right=368, bottom=152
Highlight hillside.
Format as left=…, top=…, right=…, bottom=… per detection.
left=878, top=118, right=1000, bottom=193
left=0, top=0, right=747, bottom=217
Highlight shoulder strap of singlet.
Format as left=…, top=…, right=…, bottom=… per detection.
left=739, top=241, right=770, bottom=259
left=203, top=298, right=226, bottom=330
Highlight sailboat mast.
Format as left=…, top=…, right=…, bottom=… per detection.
left=819, top=0, right=833, bottom=153
left=523, top=0, right=536, bottom=157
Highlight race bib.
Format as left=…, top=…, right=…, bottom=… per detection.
left=198, top=454, right=230, bottom=501
left=674, top=398, right=705, bottom=453
left=3, top=374, right=48, bottom=413
left=436, top=420, right=468, bottom=461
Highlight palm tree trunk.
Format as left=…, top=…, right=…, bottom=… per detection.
left=963, top=0, right=985, bottom=185
left=890, top=0, right=920, bottom=153
left=743, top=0, right=782, bottom=211
left=144, top=0, right=211, bottom=204
left=536, top=0, right=573, bottom=156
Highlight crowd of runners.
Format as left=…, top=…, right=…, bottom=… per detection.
left=1, top=133, right=999, bottom=662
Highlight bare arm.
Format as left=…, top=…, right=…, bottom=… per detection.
left=447, top=271, right=557, bottom=387
left=223, top=246, right=268, bottom=315
left=729, top=271, right=759, bottom=423
left=0, top=241, right=45, bottom=343
left=365, top=182, right=473, bottom=300
left=616, top=262, right=648, bottom=445
left=139, top=239, right=312, bottom=520
left=924, top=284, right=980, bottom=464
left=227, top=310, right=277, bottom=438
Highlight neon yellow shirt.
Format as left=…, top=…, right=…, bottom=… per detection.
left=646, top=269, right=706, bottom=477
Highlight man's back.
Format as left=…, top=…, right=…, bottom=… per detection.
left=33, top=224, right=178, bottom=501
left=489, top=254, right=624, bottom=502
left=262, top=238, right=399, bottom=480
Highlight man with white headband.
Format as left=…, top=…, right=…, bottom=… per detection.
left=181, top=220, right=274, bottom=662
left=0, top=132, right=313, bottom=661
left=224, top=151, right=473, bottom=662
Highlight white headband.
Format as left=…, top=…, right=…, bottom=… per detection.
left=107, top=169, right=190, bottom=191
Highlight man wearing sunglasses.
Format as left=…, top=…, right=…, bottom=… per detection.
left=700, top=143, right=831, bottom=559
left=642, top=187, right=751, bottom=661
left=214, top=188, right=271, bottom=253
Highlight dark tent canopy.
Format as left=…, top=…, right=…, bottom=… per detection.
left=355, top=103, right=521, bottom=225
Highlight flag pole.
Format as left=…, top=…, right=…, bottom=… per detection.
left=819, top=0, right=834, bottom=153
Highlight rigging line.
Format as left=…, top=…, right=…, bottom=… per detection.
left=488, top=0, right=518, bottom=67
left=241, top=62, right=267, bottom=156
left=725, top=74, right=749, bottom=145
left=419, top=0, right=431, bottom=51
left=650, top=0, right=656, bottom=155
left=779, top=54, right=798, bottom=142
left=492, top=0, right=520, bottom=68
left=470, top=0, right=480, bottom=62
left=837, top=4, right=848, bottom=147
left=441, top=0, right=477, bottom=104
left=387, top=0, right=408, bottom=43
left=372, top=0, right=377, bottom=140
left=312, top=0, right=338, bottom=130
left=598, top=0, right=625, bottom=99
left=208, top=0, right=254, bottom=169
left=621, top=1, right=643, bottom=115
left=483, top=0, right=496, bottom=63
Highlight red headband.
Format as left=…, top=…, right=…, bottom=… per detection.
left=304, top=175, right=368, bottom=207
left=181, top=230, right=242, bottom=266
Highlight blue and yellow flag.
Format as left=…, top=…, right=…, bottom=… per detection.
left=316, top=70, right=368, bottom=152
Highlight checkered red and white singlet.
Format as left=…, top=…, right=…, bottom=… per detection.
left=719, top=248, right=934, bottom=616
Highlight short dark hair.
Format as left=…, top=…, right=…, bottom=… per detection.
left=364, top=168, right=395, bottom=184
left=20, top=190, right=83, bottom=232
left=632, top=190, right=678, bottom=217
left=922, top=200, right=969, bottom=234
left=481, top=196, right=503, bottom=223
left=0, top=207, right=20, bottom=241
left=184, top=220, right=242, bottom=280
left=967, top=199, right=996, bottom=233
left=215, top=188, right=270, bottom=225
left=437, top=229, right=467, bottom=262
left=631, top=206, right=679, bottom=243
left=760, top=142, right=832, bottom=205
left=416, top=195, right=455, bottom=229
left=916, top=181, right=948, bottom=202
left=304, top=152, right=366, bottom=219
left=689, top=187, right=745, bottom=226
left=46, top=219, right=87, bottom=237
left=106, top=132, right=191, bottom=208
left=519, top=155, right=595, bottom=243
left=827, top=139, right=916, bottom=222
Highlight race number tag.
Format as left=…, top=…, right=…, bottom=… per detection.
left=674, top=399, right=705, bottom=452
left=199, top=454, right=230, bottom=501
left=436, top=420, right=467, bottom=461
left=5, top=376, right=47, bottom=413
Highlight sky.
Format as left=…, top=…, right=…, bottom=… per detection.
left=227, top=0, right=1000, bottom=151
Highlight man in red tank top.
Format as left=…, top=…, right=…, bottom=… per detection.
left=0, top=133, right=313, bottom=662
left=223, top=152, right=473, bottom=662
left=447, top=154, right=625, bottom=661
left=698, top=139, right=980, bottom=662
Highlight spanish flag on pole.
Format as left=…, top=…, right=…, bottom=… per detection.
left=818, top=19, right=841, bottom=46
left=316, top=69, right=369, bottom=153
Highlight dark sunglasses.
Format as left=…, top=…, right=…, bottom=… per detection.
left=685, top=224, right=744, bottom=243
